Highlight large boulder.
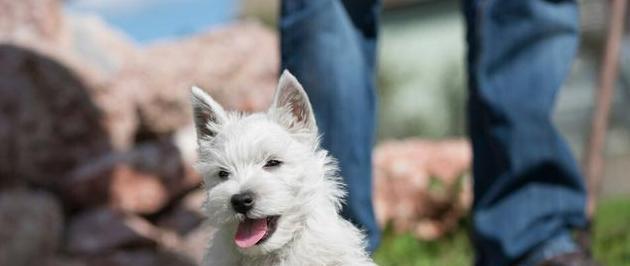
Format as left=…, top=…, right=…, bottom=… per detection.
left=0, top=45, right=112, bottom=188
left=58, top=14, right=141, bottom=150
left=0, top=189, right=64, bottom=266
left=169, top=223, right=215, bottom=265
left=0, top=0, right=62, bottom=43
left=0, top=0, right=142, bottom=153
left=156, top=190, right=206, bottom=235
left=0, top=0, right=282, bottom=262
left=66, top=207, right=161, bottom=255
left=61, top=140, right=201, bottom=214
left=84, top=249, right=196, bottom=266
left=115, top=22, right=279, bottom=135
left=0, top=17, right=279, bottom=188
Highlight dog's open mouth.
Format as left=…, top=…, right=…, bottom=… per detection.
left=234, top=216, right=279, bottom=248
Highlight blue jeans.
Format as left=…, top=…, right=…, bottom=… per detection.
left=280, top=0, right=381, bottom=253
left=280, top=0, right=588, bottom=264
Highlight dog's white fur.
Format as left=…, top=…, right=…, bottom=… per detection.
left=191, top=70, right=375, bottom=266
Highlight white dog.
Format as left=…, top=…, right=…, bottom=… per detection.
left=191, top=70, right=375, bottom=266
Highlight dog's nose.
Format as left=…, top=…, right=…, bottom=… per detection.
left=231, top=191, right=255, bottom=214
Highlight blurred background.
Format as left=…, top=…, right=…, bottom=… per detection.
left=0, top=0, right=628, bottom=265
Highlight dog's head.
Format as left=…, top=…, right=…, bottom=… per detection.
left=192, top=70, right=343, bottom=255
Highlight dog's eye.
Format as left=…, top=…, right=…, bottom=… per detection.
left=217, top=169, right=230, bottom=179
left=263, top=159, right=283, bottom=168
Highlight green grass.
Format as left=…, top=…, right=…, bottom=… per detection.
left=374, top=223, right=472, bottom=266
left=374, top=197, right=630, bottom=266
left=593, top=197, right=630, bottom=265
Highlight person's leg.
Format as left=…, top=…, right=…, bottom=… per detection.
left=279, top=0, right=381, bottom=253
left=463, top=0, right=588, bottom=265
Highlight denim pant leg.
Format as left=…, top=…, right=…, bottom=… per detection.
left=280, top=0, right=381, bottom=253
left=463, top=0, right=588, bottom=265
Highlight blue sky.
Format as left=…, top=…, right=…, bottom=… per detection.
left=65, top=0, right=237, bottom=44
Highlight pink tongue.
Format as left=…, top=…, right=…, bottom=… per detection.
left=235, top=218, right=268, bottom=248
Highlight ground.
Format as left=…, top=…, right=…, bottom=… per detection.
left=374, top=197, right=630, bottom=266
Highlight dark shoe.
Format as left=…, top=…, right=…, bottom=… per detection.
left=537, top=250, right=602, bottom=266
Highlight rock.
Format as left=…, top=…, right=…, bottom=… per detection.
left=156, top=190, right=206, bottom=235
left=153, top=191, right=211, bottom=264
left=66, top=208, right=161, bottom=255
left=372, top=139, right=472, bottom=240
left=171, top=223, right=214, bottom=265
left=60, top=14, right=139, bottom=78
left=0, top=2, right=284, bottom=261
left=126, top=140, right=201, bottom=195
left=58, top=14, right=140, bottom=150
left=44, top=250, right=196, bottom=266
left=58, top=152, right=118, bottom=210
left=156, top=206, right=204, bottom=236
left=43, top=256, right=88, bottom=266
left=1, top=20, right=279, bottom=188
left=0, top=44, right=112, bottom=188
left=1, top=1, right=141, bottom=152
left=0, top=189, right=63, bottom=266
left=114, top=21, right=279, bottom=135
left=108, top=165, right=170, bottom=215
left=61, top=140, right=201, bottom=214
left=119, top=139, right=202, bottom=210
left=0, top=0, right=63, bottom=43
left=85, top=249, right=196, bottom=266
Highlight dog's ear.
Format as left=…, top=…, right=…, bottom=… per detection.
left=270, top=70, right=317, bottom=133
left=191, top=86, right=227, bottom=141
